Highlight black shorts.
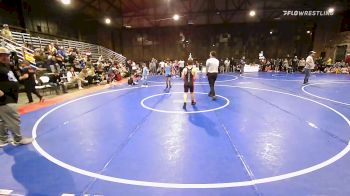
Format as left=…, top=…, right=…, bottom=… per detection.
left=184, top=83, right=194, bottom=92
left=166, top=74, right=171, bottom=77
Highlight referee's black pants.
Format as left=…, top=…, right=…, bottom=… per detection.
left=207, top=72, right=218, bottom=96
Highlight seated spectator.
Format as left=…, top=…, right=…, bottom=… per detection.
left=56, top=46, right=66, bottom=68
left=120, top=68, right=127, bottom=77
left=335, top=66, right=342, bottom=74
left=265, top=64, right=272, bottom=72
left=48, top=43, right=57, bottom=56
left=86, top=66, right=100, bottom=84
left=324, top=66, right=332, bottom=73
left=45, top=71, right=67, bottom=95
left=67, top=49, right=76, bottom=67
left=79, top=68, right=89, bottom=84
left=127, top=74, right=139, bottom=85
left=346, top=53, right=350, bottom=66
left=115, top=71, right=122, bottom=81
left=107, top=66, right=116, bottom=84
left=1, top=24, right=13, bottom=40
left=66, top=67, right=84, bottom=90
left=73, top=59, right=82, bottom=72
left=341, top=66, right=349, bottom=74
left=95, top=63, right=105, bottom=81
left=33, top=48, right=47, bottom=68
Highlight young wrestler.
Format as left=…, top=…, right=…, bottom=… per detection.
left=141, top=63, right=149, bottom=87
left=182, top=58, right=197, bottom=109
left=164, top=60, right=172, bottom=90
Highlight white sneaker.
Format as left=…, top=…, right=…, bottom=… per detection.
left=79, top=87, right=84, bottom=90
left=11, top=137, right=33, bottom=146
left=0, top=139, right=9, bottom=148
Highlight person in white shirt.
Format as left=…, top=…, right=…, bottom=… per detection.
left=298, top=58, right=306, bottom=72
left=178, top=59, right=185, bottom=77
left=206, top=51, right=219, bottom=100
left=67, top=67, right=84, bottom=89
left=159, top=60, right=165, bottom=75
left=303, top=51, right=316, bottom=84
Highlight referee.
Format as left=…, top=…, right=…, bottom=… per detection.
left=206, top=51, right=219, bottom=100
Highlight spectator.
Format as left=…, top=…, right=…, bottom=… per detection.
left=298, top=58, right=306, bottom=72
left=86, top=66, right=99, bottom=84
left=346, top=53, right=350, bottom=66
left=224, top=58, right=230, bottom=73
left=239, top=56, right=246, bottom=74
left=326, top=57, right=333, bottom=66
left=341, top=66, right=349, bottom=74
left=178, top=59, right=185, bottom=76
left=1, top=24, right=13, bottom=40
left=292, top=56, right=298, bottom=72
left=141, top=63, right=149, bottom=87
left=159, top=60, right=165, bottom=75
left=149, top=58, right=157, bottom=75
left=126, top=60, right=132, bottom=76
left=66, top=67, right=84, bottom=90
left=283, top=58, right=291, bottom=73
left=56, top=46, right=66, bottom=68
left=230, top=57, right=235, bottom=72
left=18, top=61, right=45, bottom=103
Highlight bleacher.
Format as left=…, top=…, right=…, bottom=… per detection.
left=1, top=30, right=126, bottom=63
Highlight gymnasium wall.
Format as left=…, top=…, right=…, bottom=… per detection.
left=121, top=20, right=315, bottom=62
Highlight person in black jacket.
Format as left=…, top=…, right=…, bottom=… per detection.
left=0, top=47, right=33, bottom=147
left=19, top=60, right=45, bottom=103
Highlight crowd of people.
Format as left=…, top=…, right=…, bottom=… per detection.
left=258, top=56, right=350, bottom=74
left=5, top=39, right=134, bottom=102
left=1, top=24, right=350, bottom=105
left=4, top=47, right=350, bottom=105
left=141, top=55, right=350, bottom=78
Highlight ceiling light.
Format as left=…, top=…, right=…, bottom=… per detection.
left=249, top=10, right=256, bottom=17
left=105, top=18, right=111, bottom=24
left=173, top=14, right=180, bottom=21
left=61, top=0, right=71, bottom=5
left=307, top=30, right=311, bottom=34
left=328, top=7, right=335, bottom=14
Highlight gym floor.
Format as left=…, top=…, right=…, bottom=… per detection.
left=1, top=72, right=350, bottom=196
